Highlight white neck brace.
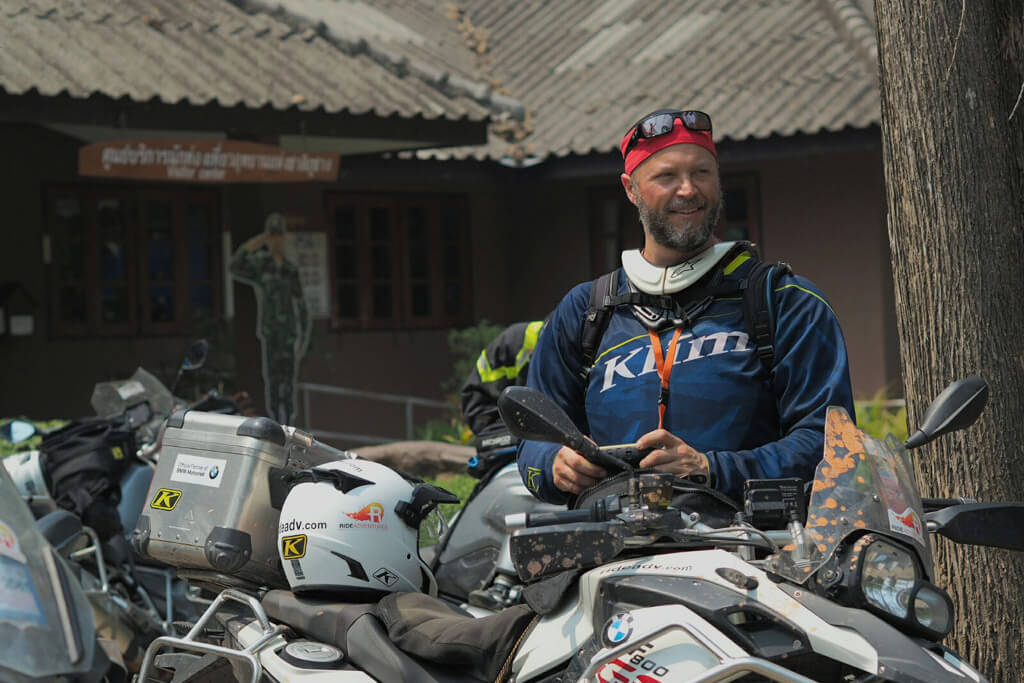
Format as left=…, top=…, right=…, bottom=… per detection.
left=621, top=242, right=739, bottom=295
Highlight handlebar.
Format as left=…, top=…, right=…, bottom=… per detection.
left=505, top=509, right=599, bottom=530
left=921, top=496, right=977, bottom=512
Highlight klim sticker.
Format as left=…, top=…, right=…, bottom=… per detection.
left=150, top=488, right=183, bottom=511
left=526, top=467, right=543, bottom=493
left=281, top=534, right=307, bottom=560
left=373, top=568, right=399, bottom=587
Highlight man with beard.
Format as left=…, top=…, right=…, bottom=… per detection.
left=516, top=109, right=854, bottom=504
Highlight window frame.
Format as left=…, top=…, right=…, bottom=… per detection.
left=325, top=193, right=473, bottom=330
left=45, top=184, right=222, bottom=337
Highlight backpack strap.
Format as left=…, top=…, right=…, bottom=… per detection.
left=580, top=257, right=792, bottom=382
left=742, top=261, right=792, bottom=379
left=579, top=269, right=619, bottom=381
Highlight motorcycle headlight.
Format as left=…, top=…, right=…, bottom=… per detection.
left=861, top=540, right=918, bottom=619
left=912, top=584, right=953, bottom=636
left=854, top=536, right=954, bottom=640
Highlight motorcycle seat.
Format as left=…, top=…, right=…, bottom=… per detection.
left=262, top=590, right=466, bottom=683
left=376, top=592, right=536, bottom=682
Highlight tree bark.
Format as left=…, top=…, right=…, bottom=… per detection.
left=875, top=1, right=1024, bottom=679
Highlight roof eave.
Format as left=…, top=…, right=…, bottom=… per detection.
left=0, top=88, right=490, bottom=150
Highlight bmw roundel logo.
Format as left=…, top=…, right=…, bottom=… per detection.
left=208, top=466, right=220, bottom=479
left=603, top=612, right=634, bottom=646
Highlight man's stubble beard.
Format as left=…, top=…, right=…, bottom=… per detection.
left=635, top=183, right=726, bottom=255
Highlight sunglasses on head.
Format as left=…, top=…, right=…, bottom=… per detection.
left=623, top=109, right=713, bottom=156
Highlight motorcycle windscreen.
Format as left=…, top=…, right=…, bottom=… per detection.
left=0, top=467, right=98, bottom=679
left=768, top=406, right=933, bottom=584
left=90, top=366, right=175, bottom=420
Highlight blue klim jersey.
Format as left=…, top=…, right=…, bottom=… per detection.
left=517, top=259, right=854, bottom=504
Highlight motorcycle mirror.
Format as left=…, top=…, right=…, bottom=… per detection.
left=498, top=387, right=631, bottom=473
left=1, top=419, right=37, bottom=444
left=124, top=401, right=154, bottom=429
left=927, top=503, right=1024, bottom=552
left=510, top=522, right=627, bottom=582
left=171, top=339, right=211, bottom=396
left=182, top=338, right=210, bottom=372
left=498, top=386, right=586, bottom=448
left=905, top=376, right=988, bottom=449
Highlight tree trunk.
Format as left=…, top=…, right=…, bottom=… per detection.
left=875, top=1, right=1024, bottom=679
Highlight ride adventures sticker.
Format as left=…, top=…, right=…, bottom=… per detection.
left=170, top=453, right=227, bottom=489
left=887, top=507, right=925, bottom=544
left=340, top=503, right=386, bottom=529
left=0, top=521, right=26, bottom=564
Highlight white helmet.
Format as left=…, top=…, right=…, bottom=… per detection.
left=278, top=459, right=458, bottom=599
left=3, top=451, right=51, bottom=499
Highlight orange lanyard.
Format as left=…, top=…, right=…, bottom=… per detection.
left=648, top=328, right=683, bottom=430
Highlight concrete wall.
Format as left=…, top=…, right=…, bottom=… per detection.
left=0, top=124, right=193, bottom=419
left=752, top=148, right=900, bottom=398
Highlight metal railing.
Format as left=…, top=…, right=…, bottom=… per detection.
left=297, top=382, right=451, bottom=446
left=854, top=398, right=906, bottom=409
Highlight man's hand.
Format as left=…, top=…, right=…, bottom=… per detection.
left=552, top=446, right=607, bottom=495
left=636, top=429, right=710, bottom=479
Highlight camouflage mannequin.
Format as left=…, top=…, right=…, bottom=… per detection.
left=230, top=212, right=310, bottom=424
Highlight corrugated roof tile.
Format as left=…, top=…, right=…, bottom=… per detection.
left=4, top=0, right=881, bottom=159
left=405, top=0, right=881, bottom=160
left=0, top=0, right=489, bottom=122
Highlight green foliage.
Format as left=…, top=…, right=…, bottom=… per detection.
left=415, top=319, right=506, bottom=445
left=0, top=418, right=67, bottom=457
left=415, top=415, right=473, bottom=444
left=855, top=393, right=908, bottom=442
left=443, top=319, right=505, bottom=394
left=424, top=473, right=478, bottom=520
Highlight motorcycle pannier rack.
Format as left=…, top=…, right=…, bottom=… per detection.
left=132, top=410, right=349, bottom=588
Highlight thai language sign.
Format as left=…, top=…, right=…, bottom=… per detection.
left=79, top=139, right=339, bottom=183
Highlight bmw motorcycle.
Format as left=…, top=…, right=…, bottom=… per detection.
left=0, top=464, right=121, bottom=681
left=2, top=340, right=236, bottom=670
left=431, top=430, right=657, bottom=612
left=135, top=376, right=1022, bottom=682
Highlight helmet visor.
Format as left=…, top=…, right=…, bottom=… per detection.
left=418, top=507, right=451, bottom=549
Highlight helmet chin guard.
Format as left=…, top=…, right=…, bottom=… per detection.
left=621, top=241, right=738, bottom=295
left=278, top=459, right=455, bottom=599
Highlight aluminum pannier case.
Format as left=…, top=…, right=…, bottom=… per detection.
left=132, top=410, right=351, bottom=588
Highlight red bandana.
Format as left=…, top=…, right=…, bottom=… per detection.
left=621, top=120, right=717, bottom=175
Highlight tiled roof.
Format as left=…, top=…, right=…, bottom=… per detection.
left=0, top=0, right=491, bottom=122
left=2, top=0, right=881, bottom=160
left=304, top=0, right=880, bottom=162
